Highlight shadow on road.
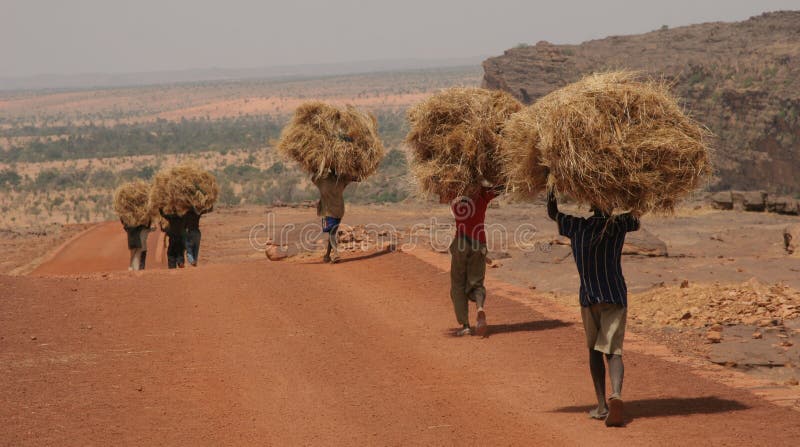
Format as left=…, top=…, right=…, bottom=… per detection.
left=336, top=249, right=395, bottom=264
left=552, top=396, right=749, bottom=423
left=488, top=319, right=572, bottom=336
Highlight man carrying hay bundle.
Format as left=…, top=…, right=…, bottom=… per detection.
left=150, top=163, right=219, bottom=269
left=114, top=180, right=153, bottom=271
left=406, top=87, right=521, bottom=336
left=277, top=102, right=384, bottom=264
left=446, top=183, right=502, bottom=337
left=159, top=209, right=186, bottom=269
left=313, top=171, right=354, bottom=264
left=184, top=205, right=212, bottom=267
left=504, top=71, right=710, bottom=427
left=548, top=191, right=639, bottom=427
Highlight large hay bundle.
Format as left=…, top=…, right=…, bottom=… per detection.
left=114, top=180, right=152, bottom=227
left=498, top=106, right=549, bottom=199
left=149, top=163, right=219, bottom=215
left=506, top=71, right=711, bottom=213
left=406, top=87, right=522, bottom=199
left=277, top=102, right=385, bottom=180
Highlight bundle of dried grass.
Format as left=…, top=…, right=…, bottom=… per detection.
left=277, top=102, right=385, bottom=180
left=149, top=163, right=219, bottom=215
left=114, top=180, right=152, bottom=227
left=507, top=71, right=711, bottom=213
left=406, top=87, right=522, bottom=199
left=498, top=105, right=550, bottom=200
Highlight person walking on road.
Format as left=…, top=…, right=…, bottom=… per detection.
left=122, top=218, right=150, bottom=271
left=184, top=206, right=211, bottom=267
left=447, top=183, right=500, bottom=337
left=547, top=190, right=640, bottom=427
left=159, top=209, right=187, bottom=269
left=313, top=170, right=355, bottom=264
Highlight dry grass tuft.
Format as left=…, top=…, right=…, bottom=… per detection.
left=406, top=87, right=522, bottom=199
left=149, top=163, right=219, bottom=215
left=113, top=180, right=152, bottom=226
left=277, top=102, right=385, bottom=180
left=507, top=71, right=711, bottom=214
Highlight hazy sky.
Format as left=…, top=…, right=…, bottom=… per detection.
left=2, top=0, right=798, bottom=77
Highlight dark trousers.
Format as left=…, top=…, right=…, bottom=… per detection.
left=185, top=229, right=201, bottom=265
left=167, top=235, right=185, bottom=269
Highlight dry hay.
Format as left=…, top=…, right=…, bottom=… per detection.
left=114, top=180, right=152, bottom=227
left=149, top=163, right=219, bottom=215
left=277, top=102, right=385, bottom=180
left=406, top=87, right=522, bottom=199
left=506, top=71, right=711, bottom=214
left=498, top=105, right=549, bottom=199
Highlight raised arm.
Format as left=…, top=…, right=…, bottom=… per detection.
left=547, top=190, right=559, bottom=221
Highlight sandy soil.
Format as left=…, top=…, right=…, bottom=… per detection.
left=2, top=205, right=800, bottom=445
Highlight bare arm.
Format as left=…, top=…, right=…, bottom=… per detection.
left=547, top=190, right=559, bottom=221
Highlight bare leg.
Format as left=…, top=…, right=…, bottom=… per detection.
left=606, top=354, right=624, bottom=398
left=589, top=349, right=608, bottom=418
left=323, top=240, right=332, bottom=262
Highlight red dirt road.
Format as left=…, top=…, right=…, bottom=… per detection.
left=32, top=222, right=165, bottom=275
left=3, top=224, right=800, bottom=445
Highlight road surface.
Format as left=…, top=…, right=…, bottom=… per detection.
left=2, top=222, right=799, bottom=445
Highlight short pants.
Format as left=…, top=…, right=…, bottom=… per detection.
left=581, top=303, right=627, bottom=355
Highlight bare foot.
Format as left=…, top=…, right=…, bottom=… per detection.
left=589, top=407, right=608, bottom=420
left=605, top=397, right=624, bottom=427
left=475, top=310, right=488, bottom=337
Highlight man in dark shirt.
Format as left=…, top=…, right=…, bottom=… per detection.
left=548, top=191, right=640, bottom=427
left=184, top=206, right=211, bottom=267
left=159, top=209, right=186, bottom=269
left=447, top=185, right=499, bottom=337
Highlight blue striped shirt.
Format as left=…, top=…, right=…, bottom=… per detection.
left=557, top=212, right=640, bottom=308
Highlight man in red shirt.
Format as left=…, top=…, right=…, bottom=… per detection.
left=447, top=185, right=499, bottom=337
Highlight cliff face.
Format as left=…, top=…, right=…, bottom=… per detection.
left=483, top=11, right=800, bottom=193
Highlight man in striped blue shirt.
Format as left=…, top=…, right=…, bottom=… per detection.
left=547, top=191, right=640, bottom=427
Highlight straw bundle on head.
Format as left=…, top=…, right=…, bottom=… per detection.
left=114, top=180, right=152, bottom=227
left=406, top=87, right=522, bottom=200
left=498, top=105, right=550, bottom=200
left=149, top=163, right=219, bottom=215
left=521, top=71, right=711, bottom=214
left=277, top=102, right=385, bottom=180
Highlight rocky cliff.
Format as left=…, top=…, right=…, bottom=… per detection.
left=483, top=11, right=800, bottom=193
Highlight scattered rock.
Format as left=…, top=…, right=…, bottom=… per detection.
left=752, top=331, right=763, bottom=339
left=786, top=378, right=799, bottom=386
left=707, top=331, right=722, bottom=343
left=680, top=280, right=690, bottom=289
left=30, top=336, right=37, bottom=341
left=709, top=191, right=733, bottom=210
left=732, top=190, right=767, bottom=212
left=265, top=245, right=289, bottom=261
left=622, top=228, right=668, bottom=257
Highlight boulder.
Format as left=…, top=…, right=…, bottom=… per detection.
left=731, top=190, right=767, bottom=212
left=709, top=191, right=733, bottom=210
left=623, top=227, right=668, bottom=257
left=768, top=196, right=800, bottom=215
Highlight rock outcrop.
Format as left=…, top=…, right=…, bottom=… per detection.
left=483, top=11, right=800, bottom=194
